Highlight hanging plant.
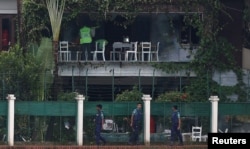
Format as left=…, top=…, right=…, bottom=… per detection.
left=155, top=91, right=189, bottom=102
left=115, top=85, right=143, bottom=101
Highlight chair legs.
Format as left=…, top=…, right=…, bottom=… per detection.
left=76, top=51, right=81, bottom=61
left=110, top=52, right=122, bottom=61
left=92, top=52, right=105, bottom=61
left=151, top=53, right=159, bottom=61
left=59, top=51, right=71, bottom=62
left=93, top=53, right=97, bottom=61
left=102, top=53, right=105, bottom=61
left=142, top=52, right=151, bottom=61
left=125, top=52, right=137, bottom=61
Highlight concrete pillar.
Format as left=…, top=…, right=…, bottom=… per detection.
left=209, top=96, right=219, bottom=133
left=6, top=94, right=16, bottom=146
left=142, top=94, right=152, bottom=145
left=75, top=94, right=85, bottom=146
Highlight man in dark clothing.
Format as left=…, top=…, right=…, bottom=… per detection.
left=128, top=102, right=143, bottom=145
left=95, top=104, right=106, bottom=145
left=170, top=105, right=183, bottom=146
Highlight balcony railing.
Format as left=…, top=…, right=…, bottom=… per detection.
left=58, top=46, right=197, bottom=63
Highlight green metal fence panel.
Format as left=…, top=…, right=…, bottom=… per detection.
left=0, top=101, right=7, bottom=116
left=151, top=102, right=210, bottom=116
left=111, top=102, right=135, bottom=116
left=219, top=103, right=250, bottom=115
left=151, top=102, right=172, bottom=116
left=180, top=102, right=210, bottom=116
left=1, top=101, right=250, bottom=117
left=85, top=102, right=210, bottom=117
left=84, top=101, right=100, bottom=116
left=15, top=101, right=77, bottom=116
left=84, top=101, right=137, bottom=116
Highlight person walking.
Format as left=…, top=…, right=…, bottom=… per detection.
left=170, top=105, right=184, bottom=146
left=94, top=104, right=106, bottom=146
left=128, top=102, right=143, bottom=145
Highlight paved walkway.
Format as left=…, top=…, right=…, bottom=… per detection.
left=0, top=145, right=207, bottom=149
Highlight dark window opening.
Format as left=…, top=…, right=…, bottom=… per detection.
left=2, top=18, right=11, bottom=50
left=180, top=14, right=201, bottom=45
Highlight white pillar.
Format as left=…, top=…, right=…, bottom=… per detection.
left=209, top=96, right=219, bottom=133
left=6, top=94, right=16, bottom=146
left=75, top=94, right=85, bottom=146
left=142, top=94, right=152, bottom=145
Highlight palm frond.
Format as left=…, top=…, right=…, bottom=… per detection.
left=46, top=0, right=65, bottom=41
left=35, top=37, right=54, bottom=101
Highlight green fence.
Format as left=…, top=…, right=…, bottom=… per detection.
left=0, top=101, right=250, bottom=144
left=0, top=101, right=250, bottom=117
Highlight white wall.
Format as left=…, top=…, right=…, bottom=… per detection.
left=0, top=0, right=17, bottom=14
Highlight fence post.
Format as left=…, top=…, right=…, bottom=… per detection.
left=142, top=94, right=152, bottom=145
left=6, top=94, right=16, bottom=146
left=75, top=94, right=85, bottom=146
left=209, top=96, right=219, bottom=133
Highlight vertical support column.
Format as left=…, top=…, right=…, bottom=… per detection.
left=209, top=96, right=219, bottom=133
left=6, top=94, right=16, bottom=146
left=85, top=69, right=88, bottom=99
left=142, top=94, right=152, bottom=145
left=75, top=94, right=85, bottom=146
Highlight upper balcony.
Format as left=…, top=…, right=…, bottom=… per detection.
left=58, top=13, right=201, bottom=77
left=58, top=41, right=197, bottom=63
left=58, top=41, right=197, bottom=77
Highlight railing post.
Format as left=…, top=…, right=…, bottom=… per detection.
left=6, top=94, right=16, bottom=146
left=209, top=95, right=219, bottom=133
left=75, top=94, right=85, bottom=146
left=142, top=94, right=152, bottom=145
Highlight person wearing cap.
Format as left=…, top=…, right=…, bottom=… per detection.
left=94, top=104, right=106, bottom=145
left=128, top=102, right=143, bottom=145
left=170, top=105, right=183, bottom=146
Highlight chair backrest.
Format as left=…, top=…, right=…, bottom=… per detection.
left=191, top=126, right=202, bottom=141
left=95, top=39, right=107, bottom=51
left=141, top=42, right=151, bottom=51
left=131, top=41, right=138, bottom=52
left=103, top=119, right=114, bottom=131
left=59, top=41, right=68, bottom=51
left=103, top=119, right=118, bottom=132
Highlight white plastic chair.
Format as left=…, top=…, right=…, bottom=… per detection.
left=91, top=40, right=107, bottom=61
left=103, top=119, right=118, bottom=133
left=59, top=41, right=71, bottom=61
left=110, top=42, right=123, bottom=61
left=191, top=126, right=202, bottom=142
left=125, top=41, right=138, bottom=61
left=141, top=42, right=151, bottom=61
left=151, top=42, right=160, bottom=61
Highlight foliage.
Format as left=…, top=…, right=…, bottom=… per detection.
left=243, top=2, right=250, bottom=48
left=152, top=0, right=246, bottom=102
left=0, top=45, right=41, bottom=100
left=155, top=91, right=188, bottom=102
left=22, top=0, right=50, bottom=46
left=21, top=0, right=248, bottom=103
left=115, top=85, right=143, bottom=101
left=46, top=0, right=65, bottom=41
left=51, top=116, right=75, bottom=143
left=83, top=116, right=95, bottom=144
left=21, top=0, right=177, bottom=45
left=57, top=92, right=78, bottom=101
left=33, top=37, right=54, bottom=101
